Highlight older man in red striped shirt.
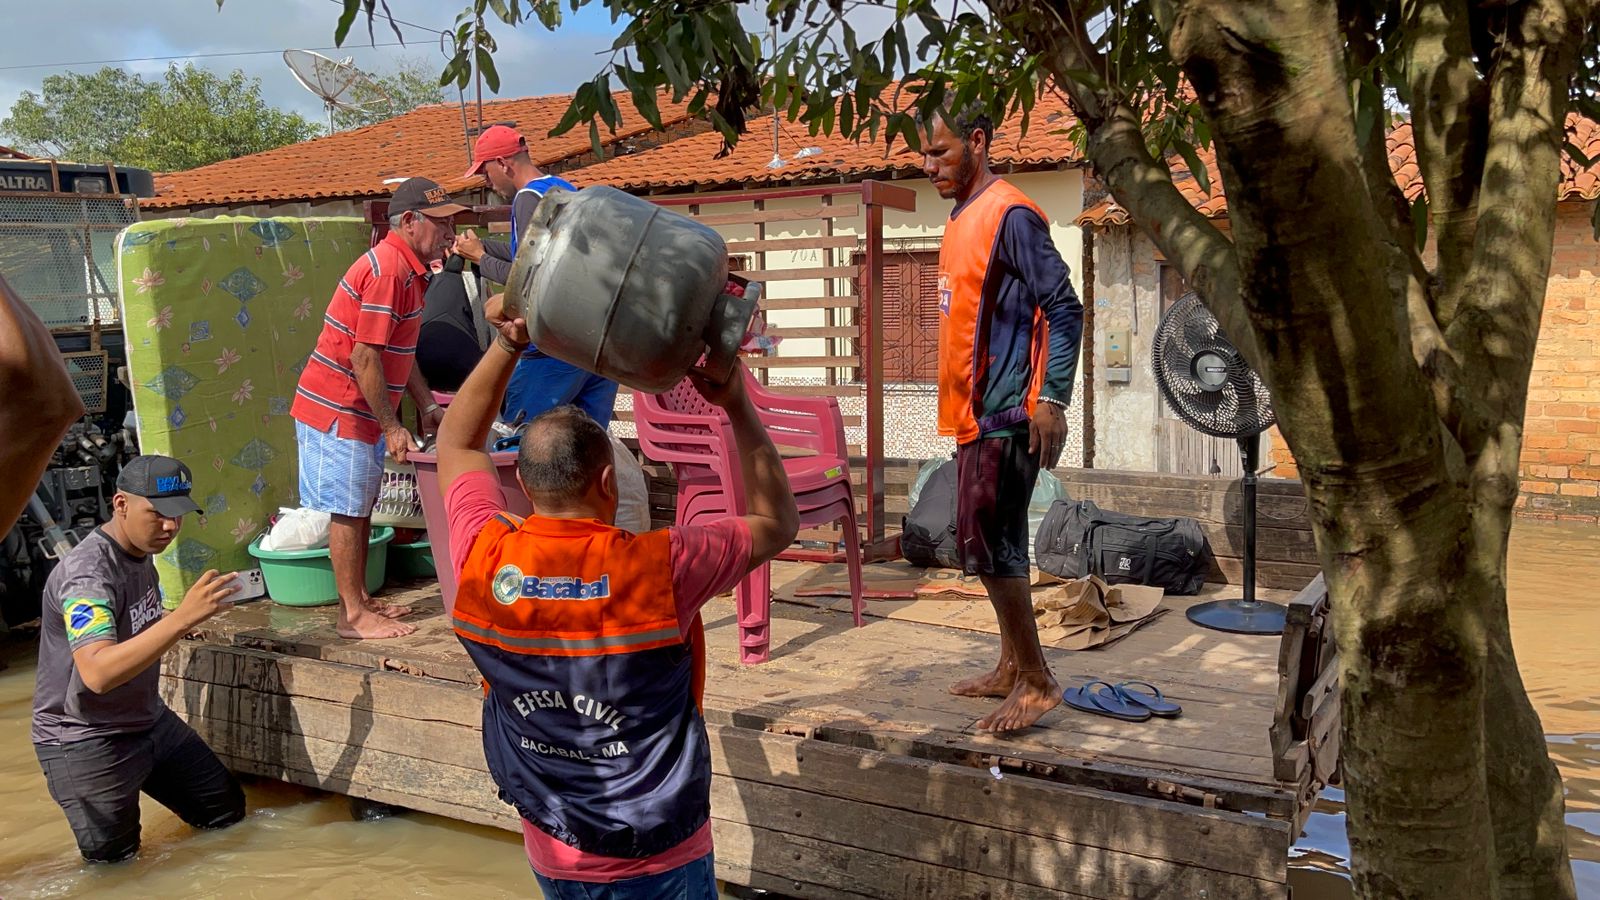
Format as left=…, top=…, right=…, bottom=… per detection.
left=291, top=177, right=465, bottom=639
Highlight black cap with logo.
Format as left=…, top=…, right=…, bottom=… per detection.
left=389, top=177, right=469, bottom=218
left=116, top=455, right=204, bottom=518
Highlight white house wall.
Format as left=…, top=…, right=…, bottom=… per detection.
left=1089, top=226, right=1161, bottom=471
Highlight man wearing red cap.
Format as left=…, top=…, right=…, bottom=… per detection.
left=291, top=176, right=465, bottom=640
left=453, top=125, right=620, bottom=430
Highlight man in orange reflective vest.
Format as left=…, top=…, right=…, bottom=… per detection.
left=434, top=296, right=798, bottom=896
left=923, top=107, right=1085, bottom=733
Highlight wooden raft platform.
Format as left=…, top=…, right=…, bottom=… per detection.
left=159, top=563, right=1338, bottom=899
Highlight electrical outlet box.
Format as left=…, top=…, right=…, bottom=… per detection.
left=1104, top=329, right=1130, bottom=369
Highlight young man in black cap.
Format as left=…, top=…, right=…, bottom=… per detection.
left=291, top=176, right=466, bottom=639
left=32, top=455, right=247, bottom=863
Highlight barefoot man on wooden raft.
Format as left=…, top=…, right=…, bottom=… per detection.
left=290, top=177, right=464, bottom=640
left=923, top=106, right=1085, bottom=732
left=435, top=295, right=798, bottom=896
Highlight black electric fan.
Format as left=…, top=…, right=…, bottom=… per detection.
left=1151, top=291, right=1287, bottom=635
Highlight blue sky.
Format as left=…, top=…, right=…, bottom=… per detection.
left=0, top=0, right=627, bottom=132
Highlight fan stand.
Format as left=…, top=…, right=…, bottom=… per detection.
left=1185, top=436, right=1288, bottom=635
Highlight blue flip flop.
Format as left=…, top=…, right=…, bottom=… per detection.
left=1099, top=680, right=1183, bottom=718
left=1063, top=680, right=1152, bottom=722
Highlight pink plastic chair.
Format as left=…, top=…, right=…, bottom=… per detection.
left=633, top=370, right=864, bottom=664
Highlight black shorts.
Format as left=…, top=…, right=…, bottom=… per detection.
left=35, top=708, right=245, bottom=862
left=956, top=433, right=1041, bottom=578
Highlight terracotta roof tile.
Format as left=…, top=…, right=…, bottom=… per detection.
left=1560, top=114, right=1600, bottom=202
left=146, top=92, right=693, bottom=209
left=574, top=91, right=1081, bottom=191
left=1076, top=117, right=1598, bottom=227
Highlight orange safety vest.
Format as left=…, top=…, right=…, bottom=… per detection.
left=936, top=179, right=1050, bottom=444
left=453, top=513, right=711, bottom=858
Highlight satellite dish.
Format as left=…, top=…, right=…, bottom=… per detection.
left=283, top=49, right=393, bottom=133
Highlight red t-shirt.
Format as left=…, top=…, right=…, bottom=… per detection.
left=291, top=232, right=428, bottom=444
left=444, top=470, right=751, bottom=882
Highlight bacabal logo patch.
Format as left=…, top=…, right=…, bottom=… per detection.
left=519, top=575, right=610, bottom=600
left=492, top=565, right=524, bottom=605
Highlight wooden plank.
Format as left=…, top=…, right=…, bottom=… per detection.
left=693, top=204, right=861, bottom=226
left=1061, top=481, right=1315, bottom=532
left=711, top=818, right=1093, bottom=900
left=1298, top=659, right=1341, bottom=720
left=1054, top=467, right=1312, bottom=498
left=179, top=711, right=505, bottom=818
left=709, top=776, right=1282, bottom=899
left=742, top=355, right=857, bottom=369
left=614, top=408, right=864, bottom=428
left=760, top=295, right=860, bottom=310
left=709, top=724, right=1289, bottom=883
left=727, top=234, right=861, bottom=253
left=216, top=748, right=519, bottom=833
left=753, top=383, right=863, bottom=398
left=164, top=641, right=483, bottom=729
left=742, top=266, right=859, bottom=283
left=1208, top=556, right=1321, bottom=591
left=767, top=326, right=858, bottom=339
left=162, top=676, right=487, bottom=771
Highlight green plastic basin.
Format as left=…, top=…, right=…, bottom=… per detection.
left=387, top=538, right=436, bottom=581
left=248, top=527, right=394, bottom=607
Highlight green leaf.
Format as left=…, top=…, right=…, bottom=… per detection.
left=333, top=0, right=361, bottom=45
left=687, top=87, right=709, bottom=116
left=487, top=0, right=512, bottom=22
left=596, top=76, right=621, bottom=129
left=1174, top=140, right=1210, bottom=195
left=476, top=48, right=500, bottom=93
left=706, top=107, right=738, bottom=146
left=589, top=119, right=604, bottom=160
left=657, top=40, right=690, bottom=95
left=550, top=80, right=595, bottom=137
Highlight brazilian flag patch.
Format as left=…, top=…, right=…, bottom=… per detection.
left=63, top=599, right=115, bottom=642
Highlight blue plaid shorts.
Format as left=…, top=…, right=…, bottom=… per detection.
left=295, top=419, right=387, bottom=517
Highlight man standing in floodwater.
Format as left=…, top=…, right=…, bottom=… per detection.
left=435, top=296, right=797, bottom=897
left=923, top=107, right=1085, bottom=732
left=31, top=455, right=246, bottom=862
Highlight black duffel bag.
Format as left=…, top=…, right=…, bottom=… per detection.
left=901, top=459, right=962, bottom=569
left=1034, top=499, right=1209, bottom=595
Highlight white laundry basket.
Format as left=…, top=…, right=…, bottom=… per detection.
left=371, top=458, right=426, bottom=529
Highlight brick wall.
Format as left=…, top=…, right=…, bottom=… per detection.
left=1522, top=202, right=1600, bottom=521
left=1266, top=201, right=1600, bottom=522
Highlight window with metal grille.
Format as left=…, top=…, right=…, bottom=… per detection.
left=856, top=249, right=941, bottom=383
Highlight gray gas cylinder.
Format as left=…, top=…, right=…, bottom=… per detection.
left=503, top=185, right=760, bottom=393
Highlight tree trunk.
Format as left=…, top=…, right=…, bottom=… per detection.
left=1006, top=0, right=1581, bottom=893
left=1471, top=455, right=1577, bottom=899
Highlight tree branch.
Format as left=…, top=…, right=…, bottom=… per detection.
left=1446, top=0, right=1590, bottom=457
left=1401, top=0, right=1490, bottom=326
left=985, top=0, right=1254, bottom=365
left=1165, top=0, right=1449, bottom=476
left=1343, top=0, right=1481, bottom=458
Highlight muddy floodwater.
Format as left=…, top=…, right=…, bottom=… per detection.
left=2, top=520, right=1596, bottom=898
